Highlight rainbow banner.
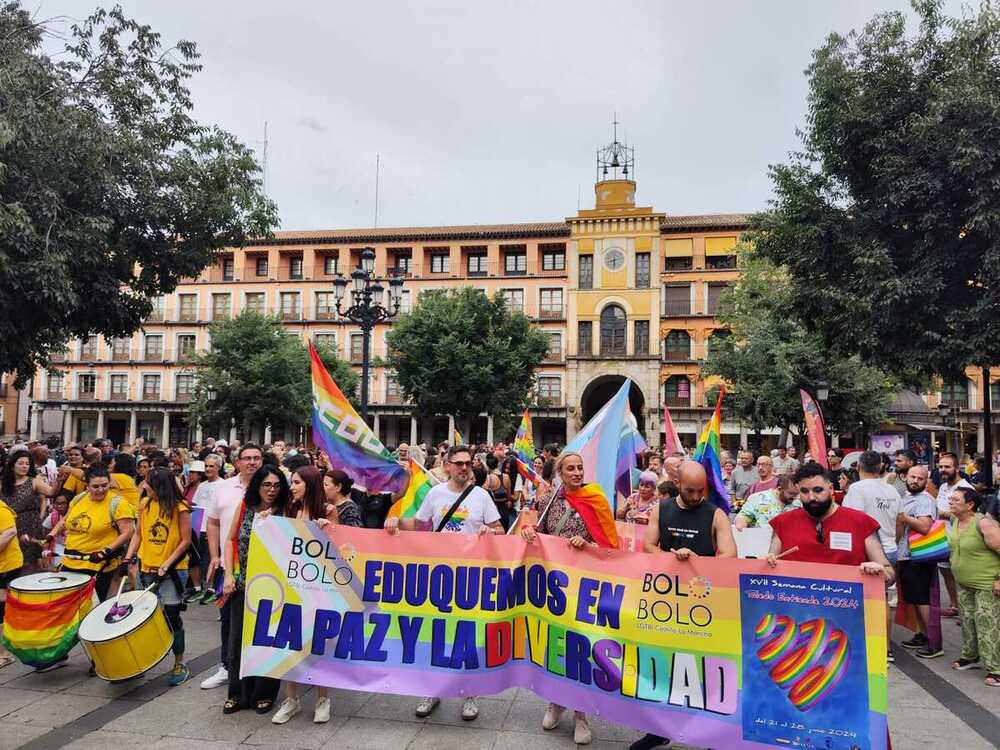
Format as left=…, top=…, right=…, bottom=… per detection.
left=1, top=577, right=96, bottom=668
left=693, top=384, right=731, bottom=512
left=241, top=518, right=887, bottom=750
left=387, top=459, right=437, bottom=520
left=310, top=342, right=406, bottom=494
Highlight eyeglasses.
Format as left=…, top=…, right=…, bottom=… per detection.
left=261, top=482, right=281, bottom=489
left=450, top=460, right=472, bottom=467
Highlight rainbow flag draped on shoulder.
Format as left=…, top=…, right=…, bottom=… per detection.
left=309, top=342, right=406, bottom=494
left=563, top=483, right=619, bottom=548
left=693, top=384, right=731, bottom=512
left=388, top=458, right=437, bottom=519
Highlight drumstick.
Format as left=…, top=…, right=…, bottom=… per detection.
left=774, top=546, right=799, bottom=560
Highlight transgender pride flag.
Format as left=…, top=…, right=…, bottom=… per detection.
left=309, top=342, right=407, bottom=494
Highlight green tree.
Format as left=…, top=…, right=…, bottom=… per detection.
left=0, top=4, right=276, bottom=382
left=187, top=312, right=357, bottom=438
left=748, top=0, right=1000, bottom=386
left=385, top=287, right=549, bottom=435
left=703, top=251, right=894, bottom=440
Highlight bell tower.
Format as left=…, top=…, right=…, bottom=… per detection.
left=594, top=116, right=636, bottom=210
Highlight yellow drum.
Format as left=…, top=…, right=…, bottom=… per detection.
left=78, top=589, right=172, bottom=681
left=4, top=572, right=98, bottom=669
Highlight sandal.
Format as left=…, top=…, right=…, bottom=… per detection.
left=0, top=654, right=15, bottom=670
left=941, top=607, right=959, bottom=617
left=986, top=673, right=1000, bottom=688
left=255, top=699, right=274, bottom=714
left=223, top=698, right=242, bottom=714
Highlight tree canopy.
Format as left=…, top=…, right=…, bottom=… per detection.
left=187, top=312, right=356, bottom=437
left=748, top=0, right=1000, bottom=387
left=0, top=4, right=276, bottom=382
left=703, top=251, right=894, bottom=437
left=384, top=287, right=549, bottom=431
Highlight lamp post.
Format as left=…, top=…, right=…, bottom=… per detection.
left=333, top=248, right=404, bottom=423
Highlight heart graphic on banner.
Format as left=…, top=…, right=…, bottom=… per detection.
left=754, top=613, right=851, bottom=711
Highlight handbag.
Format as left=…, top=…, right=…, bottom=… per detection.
left=908, top=519, right=949, bottom=562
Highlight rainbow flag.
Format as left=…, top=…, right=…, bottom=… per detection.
left=909, top=520, right=949, bottom=562
left=514, top=409, right=535, bottom=462
left=564, top=483, right=619, bottom=549
left=515, top=456, right=541, bottom=485
left=310, top=342, right=406, bottom=494
left=693, top=384, right=731, bottom=512
left=453, top=428, right=464, bottom=446
left=388, top=459, right=437, bottom=519
left=1, top=577, right=96, bottom=668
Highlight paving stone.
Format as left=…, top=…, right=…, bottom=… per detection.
left=61, top=730, right=163, bottom=750
left=0, top=722, right=50, bottom=750
left=241, top=713, right=346, bottom=749
left=0, top=687, right=49, bottom=717
left=320, top=716, right=422, bottom=749
left=3, top=691, right=107, bottom=727
left=408, top=723, right=499, bottom=750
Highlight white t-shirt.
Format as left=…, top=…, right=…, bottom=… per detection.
left=936, top=478, right=973, bottom=515
left=415, top=483, right=500, bottom=535
left=206, top=475, right=246, bottom=561
left=843, top=477, right=901, bottom=554
left=192, top=477, right=222, bottom=534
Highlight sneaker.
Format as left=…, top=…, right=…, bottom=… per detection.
left=542, top=703, right=565, bottom=730
left=574, top=714, right=592, bottom=745
left=200, top=665, right=228, bottom=689
left=629, top=735, right=671, bottom=750
left=168, top=663, right=189, bottom=686
left=916, top=646, right=944, bottom=659
left=313, top=696, right=331, bottom=723
left=415, top=697, right=440, bottom=718
left=953, top=658, right=981, bottom=671
left=887, top=648, right=895, bottom=663
left=901, top=633, right=928, bottom=650
left=461, top=697, right=479, bottom=721
left=271, top=697, right=301, bottom=725
left=200, top=588, right=217, bottom=605
left=183, top=587, right=203, bottom=604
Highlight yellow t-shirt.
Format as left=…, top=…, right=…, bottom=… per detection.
left=110, top=473, right=140, bottom=517
left=0, top=500, right=24, bottom=574
left=61, top=472, right=86, bottom=497
left=138, top=498, right=190, bottom=572
left=63, top=491, right=132, bottom=573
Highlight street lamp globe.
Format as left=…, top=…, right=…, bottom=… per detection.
left=351, top=267, right=367, bottom=295
left=361, top=248, right=376, bottom=275
left=816, top=381, right=830, bottom=401
left=333, top=275, right=348, bottom=301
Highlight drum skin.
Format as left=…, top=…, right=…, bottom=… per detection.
left=78, top=590, right=173, bottom=682
left=10, top=572, right=96, bottom=608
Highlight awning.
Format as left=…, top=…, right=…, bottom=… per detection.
left=663, top=239, right=693, bottom=258
left=903, top=422, right=962, bottom=433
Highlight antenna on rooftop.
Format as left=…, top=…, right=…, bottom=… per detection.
left=256, top=121, right=270, bottom=195
left=374, top=153, right=380, bottom=228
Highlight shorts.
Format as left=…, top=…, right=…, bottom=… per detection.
left=139, top=569, right=189, bottom=607
left=0, top=567, right=23, bottom=589
left=898, top=560, right=933, bottom=605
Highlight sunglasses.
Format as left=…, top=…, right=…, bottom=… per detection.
left=450, top=460, right=472, bottom=467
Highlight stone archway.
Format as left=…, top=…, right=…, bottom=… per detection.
left=580, top=375, right=645, bottom=435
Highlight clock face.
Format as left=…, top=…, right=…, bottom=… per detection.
left=604, top=248, right=625, bottom=271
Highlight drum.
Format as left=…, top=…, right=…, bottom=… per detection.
left=3, top=572, right=98, bottom=669
left=78, top=589, right=173, bottom=681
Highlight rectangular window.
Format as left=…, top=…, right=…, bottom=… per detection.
left=539, top=288, right=563, bottom=318
left=280, top=292, right=301, bottom=319
left=109, top=374, right=128, bottom=399
left=350, top=333, right=364, bottom=362
left=467, top=253, right=488, bottom=276
left=546, top=332, right=562, bottom=360
left=579, top=255, right=593, bottom=289
left=664, top=284, right=691, bottom=316
left=663, top=256, right=693, bottom=271
left=386, top=374, right=401, bottom=402
left=177, top=334, right=196, bottom=360
left=222, top=258, right=234, bottom=281
left=81, top=335, right=99, bottom=359
left=323, top=256, right=338, bottom=275
left=537, top=377, right=561, bottom=405
left=504, top=248, right=527, bottom=275
left=706, top=255, right=736, bottom=270
left=635, top=253, right=651, bottom=288
left=578, top=321, right=593, bottom=355
left=245, top=293, right=265, bottom=314
left=212, top=293, right=231, bottom=320
left=430, top=253, right=450, bottom=273
left=634, top=320, right=649, bottom=355
left=315, top=292, right=337, bottom=319
left=541, top=244, right=566, bottom=271
left=78, top=373, right=96, bottom=397
left=112, top=337, right=131, bottom=361
left=314, top=333, right=337, bottom=353
left=142, top=374, right=160, bottom=399
left=398, top=290, right=412, bottom=314
left=178, top=294, right=197, bottom=321
left=707, top=283, right=728, bottom=315
left=255, top=257, right=268, bottom=276
left=502, top=289, right=524, bottom=315
left=393, top=251, right=412, bottom=275
left=289, top=257, right=303, bottom=280
left=47, top=371, right=64, bottom=397
left=144, top=335, right=163, bottom=360
left=175, top=374, right=195, bottom=400
left=147, top=296, right=165, bottom=322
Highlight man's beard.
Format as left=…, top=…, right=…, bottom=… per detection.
left=804, top=498, right=832, bottom=518
left=906, top=483, right=926, bottom=495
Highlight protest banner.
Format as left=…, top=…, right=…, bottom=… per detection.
left=241, top=517, right=888, bottom=750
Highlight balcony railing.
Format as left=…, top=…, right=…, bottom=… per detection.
left=175, top=391, right=193, bottom=402
left=143, top=350, right=165, bottom=362
left=663, top=397, right=691, bottom=408
left=315, top=310, right=337, bottom=320
left=663, top=302, right=692, bottom=316
left=178, top=310, right=199, bottom=322
left=538, top=307, right=565, bottom=320
left=281, top=309, right=303, bottom=321
left=142, top=390, right=161, bottom=401
left=384, top=393, right=403, bottom=404
left=146, top=311, right=165, bottom=322
left=662, top=350, right=691, bottom=361
left=108, top=391, right=129, bottom=401
left=80, top=350, right=98, bottom=361
left=79, top=389, right=96, bottom=399
left=537, top=395, right=563, bottom=407
left=111, top=350, right=130, bottom=362
left=47, top=389, right=64, bottom=399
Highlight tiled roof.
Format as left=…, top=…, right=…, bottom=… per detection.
left=660, top=213, right=752, bottom=230
left=249, top=222, right=570, bottom=246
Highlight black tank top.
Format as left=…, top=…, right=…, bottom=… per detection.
left=657, top=497, right=717, bottom=557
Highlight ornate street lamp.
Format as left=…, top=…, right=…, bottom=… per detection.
left=333, top=247, right=404, bottom=422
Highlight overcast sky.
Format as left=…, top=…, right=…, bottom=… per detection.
left=36, top=1, right=964, bottom=231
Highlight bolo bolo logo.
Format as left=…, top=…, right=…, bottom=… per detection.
left=287, top=537, right=354, bottom=585
left=637, top=574, right=714, bottom=627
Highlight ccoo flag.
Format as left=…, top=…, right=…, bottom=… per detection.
left=692, top=385, right=731, bottom=512
left=309, top=341, right=407, bottom=494
left=565, top=379, right=633, bottom=512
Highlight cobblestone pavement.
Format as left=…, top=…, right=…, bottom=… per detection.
left=1, top=602, right=997, bottom=750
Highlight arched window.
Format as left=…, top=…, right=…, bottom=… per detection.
left=706, top=329, right=731, bottom=357
left=600, top=304, right=626, bottom=355
left=664, top=376, right=691, bottom=407
left=663, top=330, right=691, bottom=361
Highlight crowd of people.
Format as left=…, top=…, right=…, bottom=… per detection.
left=0, top=434, right=998, bottom=748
